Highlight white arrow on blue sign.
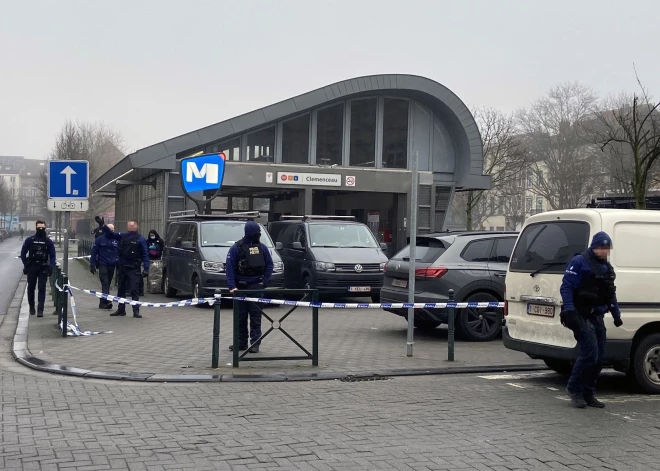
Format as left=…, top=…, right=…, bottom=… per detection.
left=48, top=160, right=89, bottom=199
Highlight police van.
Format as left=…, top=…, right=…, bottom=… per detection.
left=503, top=208, right=660, bottom=393
left=162, top=211, right=284, bottom=302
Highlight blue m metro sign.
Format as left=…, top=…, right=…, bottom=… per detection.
left=181, top=153, right=227, bottom=193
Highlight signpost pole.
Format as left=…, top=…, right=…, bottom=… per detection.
left=406, top=151, right=419, bottom=357
left=61, top=211, right=70, bottom=338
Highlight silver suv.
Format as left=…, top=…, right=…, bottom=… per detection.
left=380, top=231, right=517, bottom=341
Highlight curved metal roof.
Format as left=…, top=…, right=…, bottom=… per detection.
left=93, top=74, right=486, bottom=192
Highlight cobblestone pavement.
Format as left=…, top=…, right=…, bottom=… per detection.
left=26, top=260, right=541, bottom=376
left=1, top=359, right=659, bottom=470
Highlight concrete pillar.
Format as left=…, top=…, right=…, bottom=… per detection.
left=297, top=188, right=313, bottom=215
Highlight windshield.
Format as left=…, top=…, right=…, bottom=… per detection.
left=392, top=237, right=448, bottom=263
left=308, top=223, right=379, bottom=248
left=200, top=222, right=274, bottom=248
left=509, top=221, right=589, bottom=273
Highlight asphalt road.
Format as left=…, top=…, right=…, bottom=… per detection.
left=0, top=237, right=24, bottom=316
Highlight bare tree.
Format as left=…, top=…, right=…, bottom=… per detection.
left=591, top=74, right=660, bottom=208
left=453, top=107, right=528, bottom=230
left=518, top=82, right=604, bottom=210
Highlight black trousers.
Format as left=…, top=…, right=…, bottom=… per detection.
left=27, top=265, right=48, bottom=312
left=237, top=283, right=263, bottom=346
left=98, top=264, right=115, bottom=307
left=117, top=266, right=141, bottom=314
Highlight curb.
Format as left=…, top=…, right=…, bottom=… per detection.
left=10, top=280, right=548, bottom=383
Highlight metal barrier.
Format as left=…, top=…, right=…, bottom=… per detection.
left=229, top=289, right=319, bottom=368
left=77, top=239, right=93, bottom=258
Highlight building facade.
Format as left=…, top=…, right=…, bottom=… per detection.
left=93, top=74, right=491, bottom=254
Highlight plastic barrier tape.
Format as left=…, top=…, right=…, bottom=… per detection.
left=232, top=296, right=505, bottom=309
left=67, top=285, right=221, bottom=308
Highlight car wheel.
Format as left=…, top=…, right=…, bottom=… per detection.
left=192, top=276, right=206, bottom=308
left=543, top=358, right=573, bottom=375
left=163, top=271, right=177, bottom=298
left=457, top=292, right=502, bottom=341
left=632, top=333, right=660, bottom=394
left=414, top=319, right=441, bottom=331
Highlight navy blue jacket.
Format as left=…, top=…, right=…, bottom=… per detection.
left=560, top=249, right=621, bottom=319
left=226, top=237, right=274, bottom=290
left=90, top=234, right=119, bottom=267
left=102, top=226, right=150, bottom=271
left=20, top=235, right=56, bottom=269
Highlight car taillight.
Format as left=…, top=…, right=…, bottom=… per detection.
left=414, top=267, right=448, bottom=278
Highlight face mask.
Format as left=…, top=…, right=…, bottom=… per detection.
left=150, top=235, right=155, bottom=240
left=36, top=228, right=46, bottom=236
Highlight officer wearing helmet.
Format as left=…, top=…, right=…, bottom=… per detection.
left=560, top=231, right=623, bottom=409
left=20, top=220, right=56, bottom=317
left=226, top=221, right=274, bottom=353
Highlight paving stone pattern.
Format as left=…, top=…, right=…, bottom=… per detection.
left=1, top=365, right=659, bottom=470
left=27, top=260, right=541, bottom=376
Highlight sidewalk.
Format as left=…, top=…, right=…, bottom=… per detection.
left=22, top=258, right=545, bottom=380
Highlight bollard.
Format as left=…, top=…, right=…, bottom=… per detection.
left=211, top=290, right=222, bottom=368
left=312, top=290, right=319, bottom=366
left=232, top=296, right=240, bottom=367
left=61, top=274, right=68, bottom=338
left=447, top=289, right=455, bottom=361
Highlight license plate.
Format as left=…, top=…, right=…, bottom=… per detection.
left=348, top=286, right=371, bottom=293
left=527, top=303, right=555, bottom=317
left=392, top=279, right=407, bottom=288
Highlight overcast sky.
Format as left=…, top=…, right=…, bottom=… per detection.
left=2, top=0, right=659, bottom=159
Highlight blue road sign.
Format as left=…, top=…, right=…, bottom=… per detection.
left=48, top=160, right=89, bottom=199
left=181, top=153, right=226, bottom=194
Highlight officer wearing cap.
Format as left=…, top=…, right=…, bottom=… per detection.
left=89, top=223, right=118, bottom=310
left=226, top=221, right=274, bottom=353
left=20, top=220, right=56, bottom=317
left=560, top=231, right=623, bottom=408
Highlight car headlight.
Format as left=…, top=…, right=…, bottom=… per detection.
left=202, top=261, right=225, bottom=272
left=379, top=262, right=386, bottom=272
left=314, top=261, right=336, bottom=272
left=273, top=261, right=284, bottom=273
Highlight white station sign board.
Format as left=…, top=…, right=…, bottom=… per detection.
left=277, top=172, right=341, bottom=186
left=47, top=199, right=89, bottom=212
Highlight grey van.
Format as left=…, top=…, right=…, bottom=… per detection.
left=269, top=216, right=388, bottom=302
left=162, top=211, right=284, bottom=299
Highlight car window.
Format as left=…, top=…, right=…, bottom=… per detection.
left=308, top=223, right=378, bottom=248
left=294, top=226, right=307, bottom=246
left=509, top=221, right=589, bottom=273
left=278, top=224, right=298, bottom=248
left=200, top=222, right=274, bottom=247
left=461, top=239, right=493, bottom=263
left=490, top=237, right=516, bottom=263
left=392, top=238, right=447, bottom=263
left=187, top=225, right=198, bottom=248
left=167, top=224, right=189, bottom=249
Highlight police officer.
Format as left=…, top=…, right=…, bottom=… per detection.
left=20, top=220, right=56, bottom=317
left=95, top=217, right=149, bottom=319
left=560, top=231, right=623, bottom=408
left=226, top=221, right=274, bottom=353
left=89, top=223, right=119, bottom=310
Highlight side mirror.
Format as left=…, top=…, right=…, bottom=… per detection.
left=380, top=242, right=387, bottom=251
left=182, top=241, right=194, bottom=250
left=292, top=241, right=303, bottom=250
left=275, top=241, right=283, bottom=250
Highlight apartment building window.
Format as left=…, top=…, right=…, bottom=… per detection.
left=526, top=174, right=534, bottom=188
left=536, top=197, right=543, bottom=211
left=526, top=196, right=532, bottom=212
left=10, top=176, right=16, bottom=183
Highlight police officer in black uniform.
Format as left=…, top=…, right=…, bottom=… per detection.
left=560, top=231, right=623, bottom=408
left=20, top=220, right=56, bottom=317
left=95, top=217, right=149, bottom=318
left=226, top=221, right=274, bottom=353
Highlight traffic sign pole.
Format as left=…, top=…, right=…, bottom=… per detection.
left=62, top=211, right=70, bottom=337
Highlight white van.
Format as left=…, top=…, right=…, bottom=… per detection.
left=503, top=208, right=660, bottom=393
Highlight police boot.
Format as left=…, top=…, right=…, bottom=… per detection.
left=566, top=389, right=587, bottom=408
left=583, top=394, right=605, bottom=408
left=110, top=310, right=126, bottom=317
left=37, top=311, right=44, bottom=318
left=29, top=305, right=36, bottom=316
left=133, top=311, right=142, bottom=318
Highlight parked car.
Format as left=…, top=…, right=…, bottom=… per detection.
left=503, top=208, right=660, bottom=393
left=0, top=229, right=9, bottom=241
left=380, top=231, right=518, bottom=341
left=162, top=211, right=284, bottom=301
left=269, top=215, right=389, bottom=302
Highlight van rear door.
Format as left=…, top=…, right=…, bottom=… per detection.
left=506, top=220, right=590, bottom=348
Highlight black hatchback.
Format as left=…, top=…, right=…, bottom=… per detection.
left=380, top=231, right=518, bottom=341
